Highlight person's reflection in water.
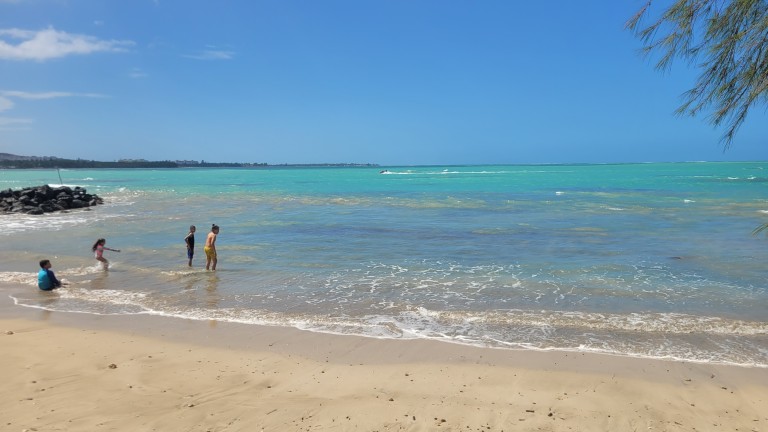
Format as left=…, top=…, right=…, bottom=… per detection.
left=91, top=270, right=108, bottom=290
left=183, top=273, right=198, bottom=291
left=206, top=273, right=221, bottom=328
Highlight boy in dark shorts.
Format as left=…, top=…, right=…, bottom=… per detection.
left=185, top=225, right=196, bottom=267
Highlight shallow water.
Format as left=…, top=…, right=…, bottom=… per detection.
left=1, top=163, right=766, bottom=366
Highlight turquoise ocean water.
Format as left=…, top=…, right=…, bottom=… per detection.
left=1, top=162, right=766, bottom=366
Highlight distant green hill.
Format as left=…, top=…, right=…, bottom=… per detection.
left=0, top=156, right=178, bottom=169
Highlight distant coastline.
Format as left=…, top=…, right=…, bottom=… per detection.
left=0, top=153, right=377, bottom=169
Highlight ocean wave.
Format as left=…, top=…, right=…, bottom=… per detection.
left=380, top=169, right=574, bottom=176
left=0, top=271, right=38, bottom=286
left=6, top=287, right=766, bottom=367
left=0, top=210, right=128, bottom=236
left=14, top=283, right=761, bottom=341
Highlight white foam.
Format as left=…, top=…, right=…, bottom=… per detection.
left=46, top=183, right=83, bottom=188
left=0, top=271, right=37, bottom=286
left=6, top=291, right=766, bottom=368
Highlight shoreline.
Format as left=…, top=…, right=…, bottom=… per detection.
left=2, top=298, right=767, bottom=431
left=7, top=288, right=767, bottom=370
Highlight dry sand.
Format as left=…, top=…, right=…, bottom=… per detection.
left=1, top=308, right=766, bottom=432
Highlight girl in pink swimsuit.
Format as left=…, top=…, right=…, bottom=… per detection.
left=92, top=238, right=120, bottom=270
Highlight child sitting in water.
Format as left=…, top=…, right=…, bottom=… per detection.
left=92, top=238, right=120, bottom=270
left=38, top=259, right=66, bottom=290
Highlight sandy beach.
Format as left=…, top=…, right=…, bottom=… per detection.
left=1, top=301, right=766, bottom=432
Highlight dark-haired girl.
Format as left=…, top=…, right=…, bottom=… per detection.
left=92, top=238, right=120, bottom=270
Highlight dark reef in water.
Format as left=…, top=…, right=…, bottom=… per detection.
left=0, top=185, right=103, bottom=215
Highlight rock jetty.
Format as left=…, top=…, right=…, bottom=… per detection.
left=0, top=185, right=103, bottom=215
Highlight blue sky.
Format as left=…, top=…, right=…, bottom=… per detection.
left=0, top=0, right=765, bottom=165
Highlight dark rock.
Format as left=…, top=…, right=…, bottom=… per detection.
left=1, top=185, right=103, bottom=215
left=40, top=184, right=54, bottom=198
left=33, top=191, right=45, bottom=201
left=39, top=203, right=55, bottom=213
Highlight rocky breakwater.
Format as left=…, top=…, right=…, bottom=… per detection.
left=0, top=185, right=103, bottom=215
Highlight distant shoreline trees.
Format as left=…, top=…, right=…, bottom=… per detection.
left=0, top=159, right=179, bottom=169
left=0, top=156, right=375, bottom=169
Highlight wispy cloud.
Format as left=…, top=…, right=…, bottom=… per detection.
left=0, top=117, right=33, bottom=131
left=1, top=90, right=106, bottom=100
left=182, top=48, right=235, bottom=61
left=0, top=90, right=107, bottom=131
left=0, top=117, right=32, bottom=125
left=128, top=67, right=148, bottom=79
left=0, top=27, right=134, bottom=61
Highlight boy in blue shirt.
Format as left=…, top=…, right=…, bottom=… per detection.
left=38, top=259, right=65, bottom=291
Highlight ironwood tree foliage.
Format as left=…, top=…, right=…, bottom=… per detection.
left=626, top=0, right=767, bottom=148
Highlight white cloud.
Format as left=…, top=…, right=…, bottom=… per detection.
left=0, top=27, right=134, bottom=61
left=182, top=49, right=235, bottom=61
left=1, top=90, right=106, bottom=100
